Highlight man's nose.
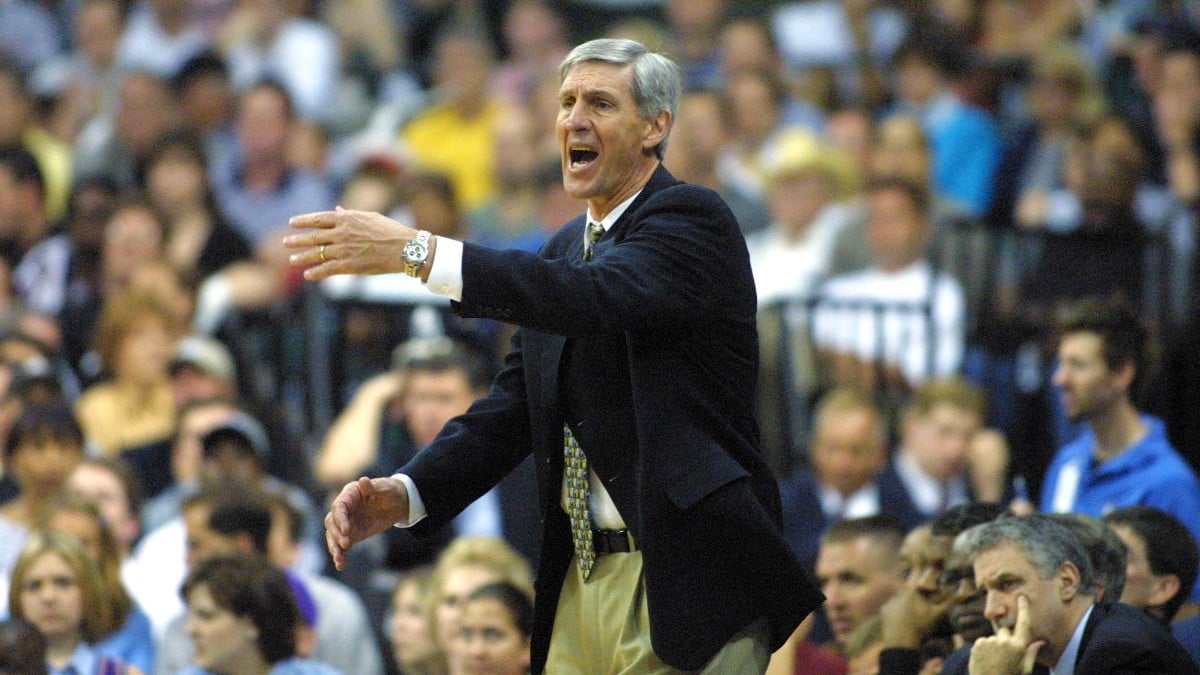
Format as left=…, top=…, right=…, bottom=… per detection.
left=823, top=580, right=843, bottom=605
left=983, top=591, right=1005, bottom=622
left=563, top=102, right=589, bottom=130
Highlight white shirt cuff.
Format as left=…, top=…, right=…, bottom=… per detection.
left=392, top=473, right=427, bottom=527
left=425, top=237, right=464, bottom=302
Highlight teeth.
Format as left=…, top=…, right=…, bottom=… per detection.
left=569, top=147, right=598, bottom=167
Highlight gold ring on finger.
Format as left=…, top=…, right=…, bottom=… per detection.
left=318, top=244, right=327, bottom=263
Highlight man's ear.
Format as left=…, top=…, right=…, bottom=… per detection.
left=643, top=109, right=671, bottom=153
left=1147, top=573, right=1182, bottom=611
left=1113, top=360, right=1136, bottom=393
left=1057, top=561, right=1082, bottom=601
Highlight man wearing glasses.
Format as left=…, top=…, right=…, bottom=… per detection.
left=878, top=503, right=1007, bottom=674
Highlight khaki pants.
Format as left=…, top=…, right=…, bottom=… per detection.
left=544, top=551, right=769, bottom=674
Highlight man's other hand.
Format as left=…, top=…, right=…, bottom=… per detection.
left=325, top=476, right=411, bottom=570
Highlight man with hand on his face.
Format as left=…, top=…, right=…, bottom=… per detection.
left=945, top=514, right=1195, bottom=675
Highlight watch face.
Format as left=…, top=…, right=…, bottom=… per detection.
left=405, top=241, right=428, bottom=261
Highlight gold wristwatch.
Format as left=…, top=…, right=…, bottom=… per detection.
left=402, top=230, right=432, bottom=277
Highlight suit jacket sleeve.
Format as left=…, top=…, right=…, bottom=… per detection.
left=404, top=329, right=536, bottom=535
left=455, top=185, right=745, bottom=336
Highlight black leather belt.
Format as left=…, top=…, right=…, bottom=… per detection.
left=593, top=528, right=635, bottom=555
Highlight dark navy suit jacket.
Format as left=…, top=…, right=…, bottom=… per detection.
left=401, top=165, right=822, bottom=671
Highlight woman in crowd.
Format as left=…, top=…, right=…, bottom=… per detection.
left=391, top=566, right=444, bottom=674
left=8, top=531, right=142, bottom=674
left=74, top=289, right=182, bottom=458
left=139, top=131, right=252, bottom=283
left=178, top=552, right=337, bottom=675
left=48, top=493, right=153, bottom=672
left=456, top=581, right=533, bottom=675
left=426, top=537, right=533, bottom=674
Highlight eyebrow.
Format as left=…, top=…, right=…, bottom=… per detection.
left=980, top=571, right=1022, bottom=588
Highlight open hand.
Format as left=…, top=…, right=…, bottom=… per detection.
left=284, top=207, right=420, bottom=280
left=325, top=476, right=411, bottom=570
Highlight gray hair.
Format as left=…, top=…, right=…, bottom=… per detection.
left=1048, top=513, right=1126, bottom=600
left=559, top=38, right=681, bottom=159
left=959, top=514, right=1097, bottom=596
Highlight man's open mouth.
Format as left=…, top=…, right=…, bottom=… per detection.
left=569, top=147, right=598, bottom=167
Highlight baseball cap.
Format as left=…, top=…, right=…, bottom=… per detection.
left=170, top=335, right=237, bottom=382
left=390, top=336, right=457, bottom=371
left=200, top=412, right=270, bottom=462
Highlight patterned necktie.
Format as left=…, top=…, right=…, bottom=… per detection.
left=564, top=221, right=605, bottom=580
left=583, top=220, right=604, bottom=261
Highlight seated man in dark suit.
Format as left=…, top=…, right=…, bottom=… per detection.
left=948, top=514, right=1197, bottom=675
left=937, top=512, right=1127, bottom=675
left=881, top=378, right=1011, bottom=517
left=779, top=387, right=923, bottom=571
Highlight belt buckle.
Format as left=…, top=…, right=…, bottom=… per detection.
left=594, top=528, right=634, bottom=555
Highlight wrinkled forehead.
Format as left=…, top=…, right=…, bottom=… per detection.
left=972, top=541, right=1036, bottom=581
left=560, top=60, right=635, bottom=95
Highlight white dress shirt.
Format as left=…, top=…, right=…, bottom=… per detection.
left=817, top=482, right=881, bottom=521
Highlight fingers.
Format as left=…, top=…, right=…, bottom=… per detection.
left=324, top=512, right=346, bottom=570
left=1022, top=640, right=1045, bottom=675
left=326, top=479, right=367, bottom=570
left=1013, top=595, right=1032, bottom=643
left=288, top=210, right=340, bottom=232
left=359, top=476, right=378, bottom=491
left=328, top=480, right=360, bottom=538
left=287, top=243, right=329, bottom=268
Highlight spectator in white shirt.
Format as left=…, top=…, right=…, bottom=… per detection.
left=812, top=177, right=965, bottom=394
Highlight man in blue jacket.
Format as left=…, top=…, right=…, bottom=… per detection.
left=1040, top=296, right=1200, bottom=601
